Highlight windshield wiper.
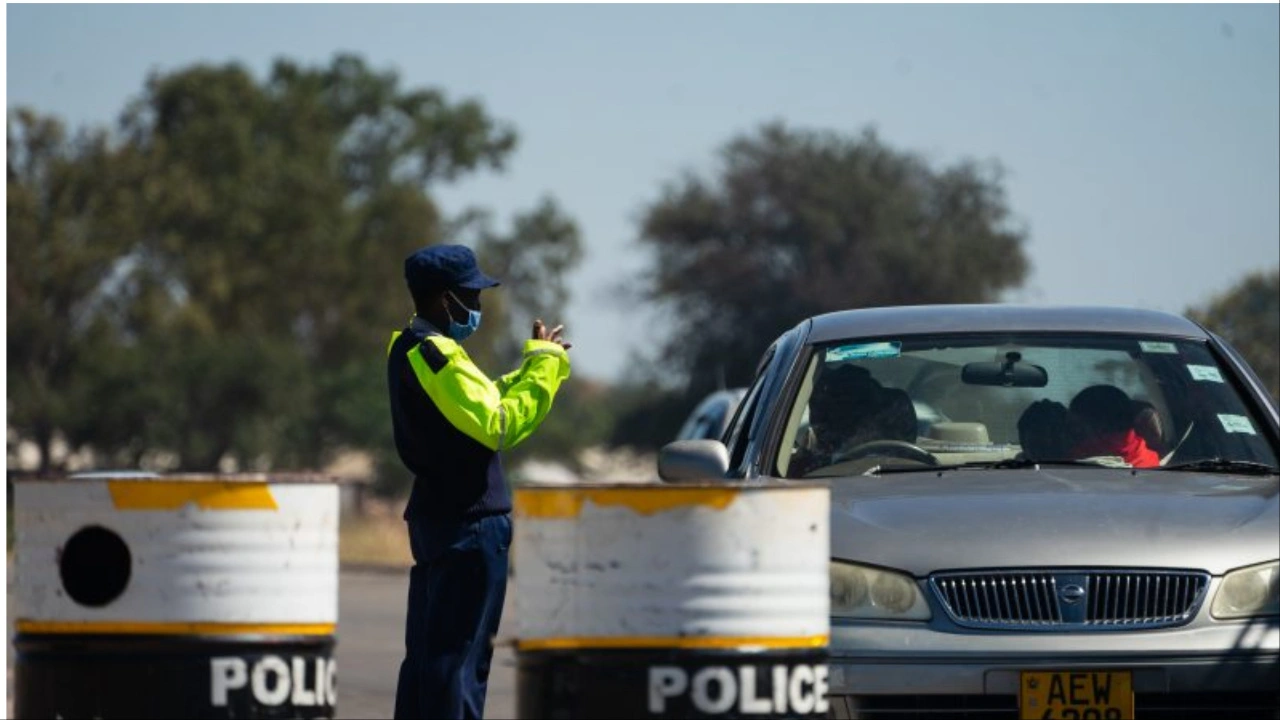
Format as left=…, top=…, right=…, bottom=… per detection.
left=953, top=457, right=1040, bottom=470
left=948, top=458, right=1108, bottom=471
left=863, top=464, right=940, bottom=475
left=860, top=456, right=1145, bottom=476
left=867, top=458, right=1089, bottom=474
left=1159, top=458, right=1279, bottom=476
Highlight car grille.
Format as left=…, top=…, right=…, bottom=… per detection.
left=929, top=569, right=1211, bottom=630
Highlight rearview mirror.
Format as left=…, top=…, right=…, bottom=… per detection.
left=962, top=352, right=1048, bottom=388
left=658, top=440, right=730, bottom=483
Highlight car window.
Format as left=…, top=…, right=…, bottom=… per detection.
left=675, top=397, right=727, bottom=441
left=724, top=350, right=776, bottom=472
left=776, top=333, right=1279, bottom=478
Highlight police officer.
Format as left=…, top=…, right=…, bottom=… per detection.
left=387, top=244, right=572, bottom=719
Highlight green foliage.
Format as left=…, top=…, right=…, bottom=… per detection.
left=476, top=197, right=585, bottom=366
left=614, top=122, right=1031, bottom=448
left=506, top=377, right=616, bottom=474
left=452, top=196, right=585, bottom=371
left=6, top=54, right=570, bottom=482
left=7, top=110, right=144, bottom=471
left=1187, top=268, right=1280, bottom=401
left=461, top=198, right=590, bottom=471
left=106, top=55, right=520, bottom=473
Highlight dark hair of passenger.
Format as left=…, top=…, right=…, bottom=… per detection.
left=1018, top=399, right=1074, bottom=459
left=1069, top=385, right=1136, bottom=435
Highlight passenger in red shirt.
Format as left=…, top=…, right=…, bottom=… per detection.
left=1068, top=385, right=1161, bottom=468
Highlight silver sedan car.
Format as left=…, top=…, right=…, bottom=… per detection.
left=660, top=305, right=1278, bottom=720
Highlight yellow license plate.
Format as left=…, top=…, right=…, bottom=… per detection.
left=1019, top=671, right=1134, bottom=720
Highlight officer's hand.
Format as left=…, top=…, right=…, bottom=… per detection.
left=533, top=319, right=572, bottom=351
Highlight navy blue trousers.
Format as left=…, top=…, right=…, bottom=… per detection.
left=394, top=513, right=512, bottom=720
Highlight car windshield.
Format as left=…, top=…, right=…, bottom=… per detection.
left=776, top=333, right=1278, bottom=478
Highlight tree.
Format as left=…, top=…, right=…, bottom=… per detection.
left=7, top=54, right=539, bottom=476
left=6, top=110, right=145, bottom=471
left=461, top=197, right=585, bottom=367
left=455, top=198, right=592, bottom=471
left=117, top=55, right=522, bottom=471
left=1187, top=268, right=1279, bottom=401
left=615, top=122, right=1030, bottom=447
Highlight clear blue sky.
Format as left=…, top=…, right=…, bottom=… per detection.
left=7, top=4, right=1279, bottom=382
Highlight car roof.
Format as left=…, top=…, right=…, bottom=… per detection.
left=806, top=304, right=1209, bottom=345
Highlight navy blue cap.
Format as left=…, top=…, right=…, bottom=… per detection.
left=404, top=244, right=501, bottom=293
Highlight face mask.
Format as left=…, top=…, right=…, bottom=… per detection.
left=445, top=290, right=482, bottom=341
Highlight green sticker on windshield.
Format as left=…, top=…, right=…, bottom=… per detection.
left=1187, top=364, right=1224, bottom=383
left=1139, top=341, right=1178, bottom=354
left=826, top=341, right=901, bottom=362
left=1218, top=414, right=1257, bottom=435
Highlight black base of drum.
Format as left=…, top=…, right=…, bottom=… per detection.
left=13, top=633, right=336, bottom=720
left=517, top=647, right=829, bottom=719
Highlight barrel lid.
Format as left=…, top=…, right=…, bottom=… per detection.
left=11, top=471, right=362, bottom=485
left=514, top=480, right=827, bottom=491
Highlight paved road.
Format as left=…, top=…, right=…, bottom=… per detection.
left=337, top=568, right=517, bottom=720
left=7, top=568, right=517, bottom=720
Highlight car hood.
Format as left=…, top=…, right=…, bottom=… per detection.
left=827, top=468, right=1279, bottom=577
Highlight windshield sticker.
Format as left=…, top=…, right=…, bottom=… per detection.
left=1187, top=364, right=1224, bottom=383
left=1139, top=341, right=1178, bottom=354
left=1217, top=414, right=1257, bottom=435
left=826, top=342, right=901, bottom=362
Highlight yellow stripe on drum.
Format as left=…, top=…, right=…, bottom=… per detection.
left=515, top=635, right=829, bottom=651
left=15, top=620, right=335, bottom=636
left=514, top=487, right=738, bottom=519
left=108, top=481, right=278, bottom=511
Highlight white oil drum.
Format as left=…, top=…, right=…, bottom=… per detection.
left=11, top=472, right=339, bottom=719
left=513, top=483, right=830, bottom=718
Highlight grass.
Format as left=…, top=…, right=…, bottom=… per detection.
left=339, top=513, right=413, bottom=568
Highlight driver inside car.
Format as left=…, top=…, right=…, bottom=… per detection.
left=791, top=364, right=919, bottom=476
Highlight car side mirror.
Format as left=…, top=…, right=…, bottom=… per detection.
left=658, top=440, right=730, bottom=483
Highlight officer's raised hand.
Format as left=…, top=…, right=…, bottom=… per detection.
left=533, top=319, right=572, bottom=351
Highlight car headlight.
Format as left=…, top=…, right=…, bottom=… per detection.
left=1212, top=561, right=1279, bottom=619
left=830, top=561, right=931, bottom=620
